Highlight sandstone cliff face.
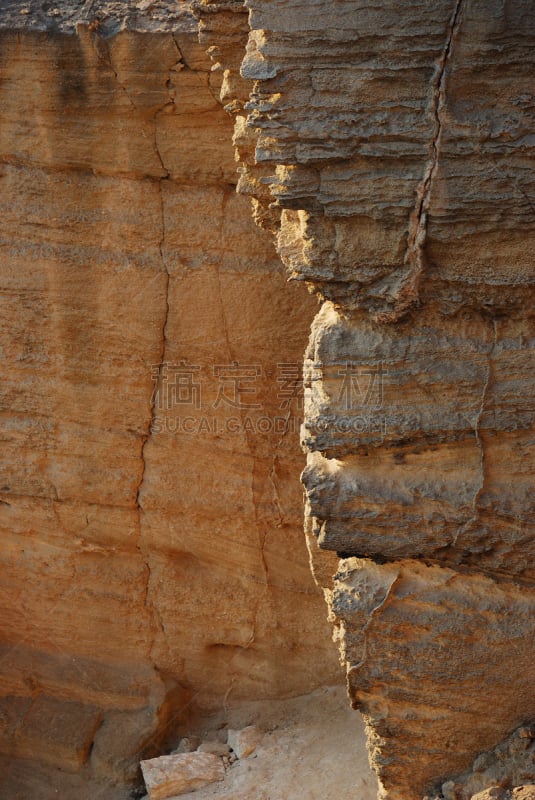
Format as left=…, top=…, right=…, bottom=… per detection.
left=194, top=1, right=535, bottom=798
left=3, top=1, right=535, bottom=798
left=0, top=3, right=341, bottom=795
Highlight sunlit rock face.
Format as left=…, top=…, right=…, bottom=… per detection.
left=0, top=2, right=342, bottom=796
left=194, top=0, right=535, bottom=798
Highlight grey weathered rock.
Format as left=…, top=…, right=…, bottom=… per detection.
left=426, top=726, right=535, bottom=800
left=0, top=0, right=197, bottom=34
left=195, top=1, right=535, bottom=799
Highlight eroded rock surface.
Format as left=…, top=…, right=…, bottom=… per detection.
left=194, top=1, right=535, bottom=799
left=3, top=1, right=535, bottom=798
left=426, top=724, right=535, bottom=800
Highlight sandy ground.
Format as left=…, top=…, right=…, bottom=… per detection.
left=160, top=686, right=379, bottom=800
left=0, top=687, right=377, bottom=800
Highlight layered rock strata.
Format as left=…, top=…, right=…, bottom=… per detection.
left=195, top=1, right=535, bottom=798
left=0, top=2, right=341, bottom=795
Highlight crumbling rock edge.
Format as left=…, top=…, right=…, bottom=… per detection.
left=193, top=1, right=535, bottom=798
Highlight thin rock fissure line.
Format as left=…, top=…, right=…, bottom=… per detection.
left=399, top=0, right=464, bottom=312
left=471, top=319, right=497, bottom=511
left=135, top=39, right=179, bottom=518
left=345, top=571, right=401, bottom=673
left=135, top=115, right=172, bottom=623
left=451, top=319, right=496, bottom=549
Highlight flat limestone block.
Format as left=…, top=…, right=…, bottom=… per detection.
left=141, top=752, right=225, bottom=799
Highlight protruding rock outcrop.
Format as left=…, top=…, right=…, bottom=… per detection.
left=196, top=1, right=535, bottom=798
left=2, top=1, right=534, bottom=797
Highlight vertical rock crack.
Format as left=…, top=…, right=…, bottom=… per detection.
left=396, top=0, right=464, bottom=316
left=452, top=319, right=497, bottom=547
left=346, top=571, right=400, bottom=673
left=133, top=46, right=179, bottom=650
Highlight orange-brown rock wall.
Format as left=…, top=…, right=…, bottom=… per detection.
left=0, top=9, right=340, bottom=795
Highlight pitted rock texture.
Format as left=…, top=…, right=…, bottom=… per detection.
left=0, top=7, right=341, bottom=796
left=196, top=2, right=535, bottom=800
left=426, top=724, right=535, bottom=800
left=469, top=790, right=535, bottom=800
left=302, top=303, right=535, bottom=579
left=0, top=0, right=197, bottom=34
left=330, top=559, right=535, bottom=800
left=244, top=0, right=535, bottom=319
left=198, top=0, right=535, bottom=315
